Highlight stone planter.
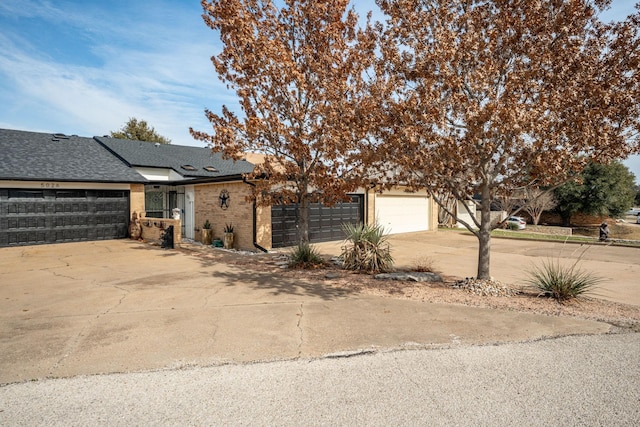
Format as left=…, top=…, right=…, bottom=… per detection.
left=201, top=229, right=213, bottom=245
left=223, top=232, right=234, bottom=249
left=129, top=212, right=142, bottom=240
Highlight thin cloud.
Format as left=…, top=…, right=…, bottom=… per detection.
left=0, top=0, right=234, bottom=144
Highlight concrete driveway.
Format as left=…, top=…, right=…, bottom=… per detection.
left=1, top=233, right=636, bottom=384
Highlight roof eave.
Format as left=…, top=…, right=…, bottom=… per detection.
left=0, top=177, right=148, bottom=184
left=161, top=174, right=251, bottom=186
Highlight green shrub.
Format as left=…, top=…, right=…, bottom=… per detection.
left=507, top=222, right=520, bottom=230
left=525, top=257, right=603, bottom=302
left=341, top=222, right=393, bottom=273
left=289, top=242, right=325, bottom=268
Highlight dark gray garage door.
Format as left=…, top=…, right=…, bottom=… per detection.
left=271, top=195, right=363, bottom=248
left=0, top=189, right=130, bottom=247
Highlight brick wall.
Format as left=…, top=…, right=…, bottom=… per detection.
left=366, top=190, right=375, bottom=225
left=129, top=184, right=145, bottom=218
left=194, top=181, right=264, bottom=251
left=429, top=197, right=439, bottom=231
left=538, top=211, right=609, bottom=226
left=139, top=217, right=182, bottom=247
left=255, top=204, right=272, bottom=250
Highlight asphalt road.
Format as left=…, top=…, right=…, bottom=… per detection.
left=1, top=333, right=638, bottom=426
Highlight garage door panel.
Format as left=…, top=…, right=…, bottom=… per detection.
left=272, top=195, right=363, bottom=248
left=376, top=195, right=429, bottom=234
left=0, top=189, right=129, bottom=247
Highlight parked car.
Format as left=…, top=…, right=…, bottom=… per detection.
left=625, top=208, right=640, bottom=216
left=506, top=216, right=527, bottom=230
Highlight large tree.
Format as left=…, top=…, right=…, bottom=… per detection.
left=554, top=161, right=637, bottom=225
left=190, top=0, right=376, bottom=244
left=523, top=188, right=557, bottom=226
left=110, top=118, right=171, bottom=144
left=373, top=0, right=639, bottom=279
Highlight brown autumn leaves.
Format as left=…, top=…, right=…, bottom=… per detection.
left=190, top=0, right=639, bottom=278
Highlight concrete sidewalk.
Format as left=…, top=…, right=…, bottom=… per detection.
left=0, top=236, right=632, bottom=384
left=2, top=334, right=638, bottom=426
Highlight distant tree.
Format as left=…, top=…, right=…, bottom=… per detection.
left=372, top=0, right=640, bottom=279
left=635, top=185, right=640, bottom=206
left=554, top=161, right=636, bottom=225
left=552, top=180, right=584, bottom=227
left=523, top=189, right=557, bottom=226
left=191, top=0, right=376, bottom=244
left=110, top=118, right=171, bottom=144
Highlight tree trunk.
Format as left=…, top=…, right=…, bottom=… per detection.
left=298, top=196, right=310, bottom=244
left=477, top=187, right=492, bottom=280
left=532, top=214, right=541, bottom=226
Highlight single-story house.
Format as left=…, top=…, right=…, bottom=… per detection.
left=1, top=128, right=438, bottom=249
left=0, top=129, right=147, bottom=247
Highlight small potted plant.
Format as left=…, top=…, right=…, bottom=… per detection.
left=223, top=223, right=234, bottom=249
left=201, top=219, right=213, bottom=245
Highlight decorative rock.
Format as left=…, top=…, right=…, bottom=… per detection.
left=324, top=272, right=342, bottom=279
left=331, top=257, right=343, bottom=267
left=375, top=272, right=443, bottom=283
left=452, top=278, right=521, bottom=297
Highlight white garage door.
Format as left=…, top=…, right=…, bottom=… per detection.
left=376, top=195, right=429, bottom=234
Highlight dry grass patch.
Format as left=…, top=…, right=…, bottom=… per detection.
left=411, top=256, right=438, bottom=273
left=573, top=221, right=640, bottom=241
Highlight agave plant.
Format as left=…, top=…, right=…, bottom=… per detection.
left=340, top=222, right=393, bottom=273
left=289, top=242, right=325, bottom=268
left=525, top=250, right=603, bottom=302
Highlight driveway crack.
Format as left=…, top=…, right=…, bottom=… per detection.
left=49, top=283, right=130, bottom=376
left=102, top=285, right=131, bottom=315
left=201, top=286, right=222, bottom=309
left=296, top=303, right=304, bottom=354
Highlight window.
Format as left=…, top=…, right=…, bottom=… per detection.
left=55, top=190, right=86, bottom=198
left=96, top=190, right=127, bottom=198
left=145, top=191, right=164, bottom=218
left=8, top=190, right=44, bottom=199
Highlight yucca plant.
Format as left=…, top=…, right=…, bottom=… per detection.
left=289, top=242, right=325, bottom=268
left=341, top=222, right=393, bottom=273
left=525, top=256, right=603, bottom=303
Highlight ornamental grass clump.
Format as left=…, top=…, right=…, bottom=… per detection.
left=341, top=222, right=393, bottom=274
left=412, top=256, right=437, bottom=273
left=525, top=255, right=603, bottom=303
left=289, top=242, right=325, bottom=269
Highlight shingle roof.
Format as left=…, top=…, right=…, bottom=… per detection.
left=0, top=129, right=148, bottom=183
left=94, top=137, right=255, bottom=180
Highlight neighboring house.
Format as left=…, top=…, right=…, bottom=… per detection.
left=1, top=128, right=438, bottom=249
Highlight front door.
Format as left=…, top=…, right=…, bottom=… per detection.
left=184, top=185, right=195, bottom=240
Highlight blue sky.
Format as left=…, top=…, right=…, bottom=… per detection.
left=0, top=0, right=638, bottom=181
